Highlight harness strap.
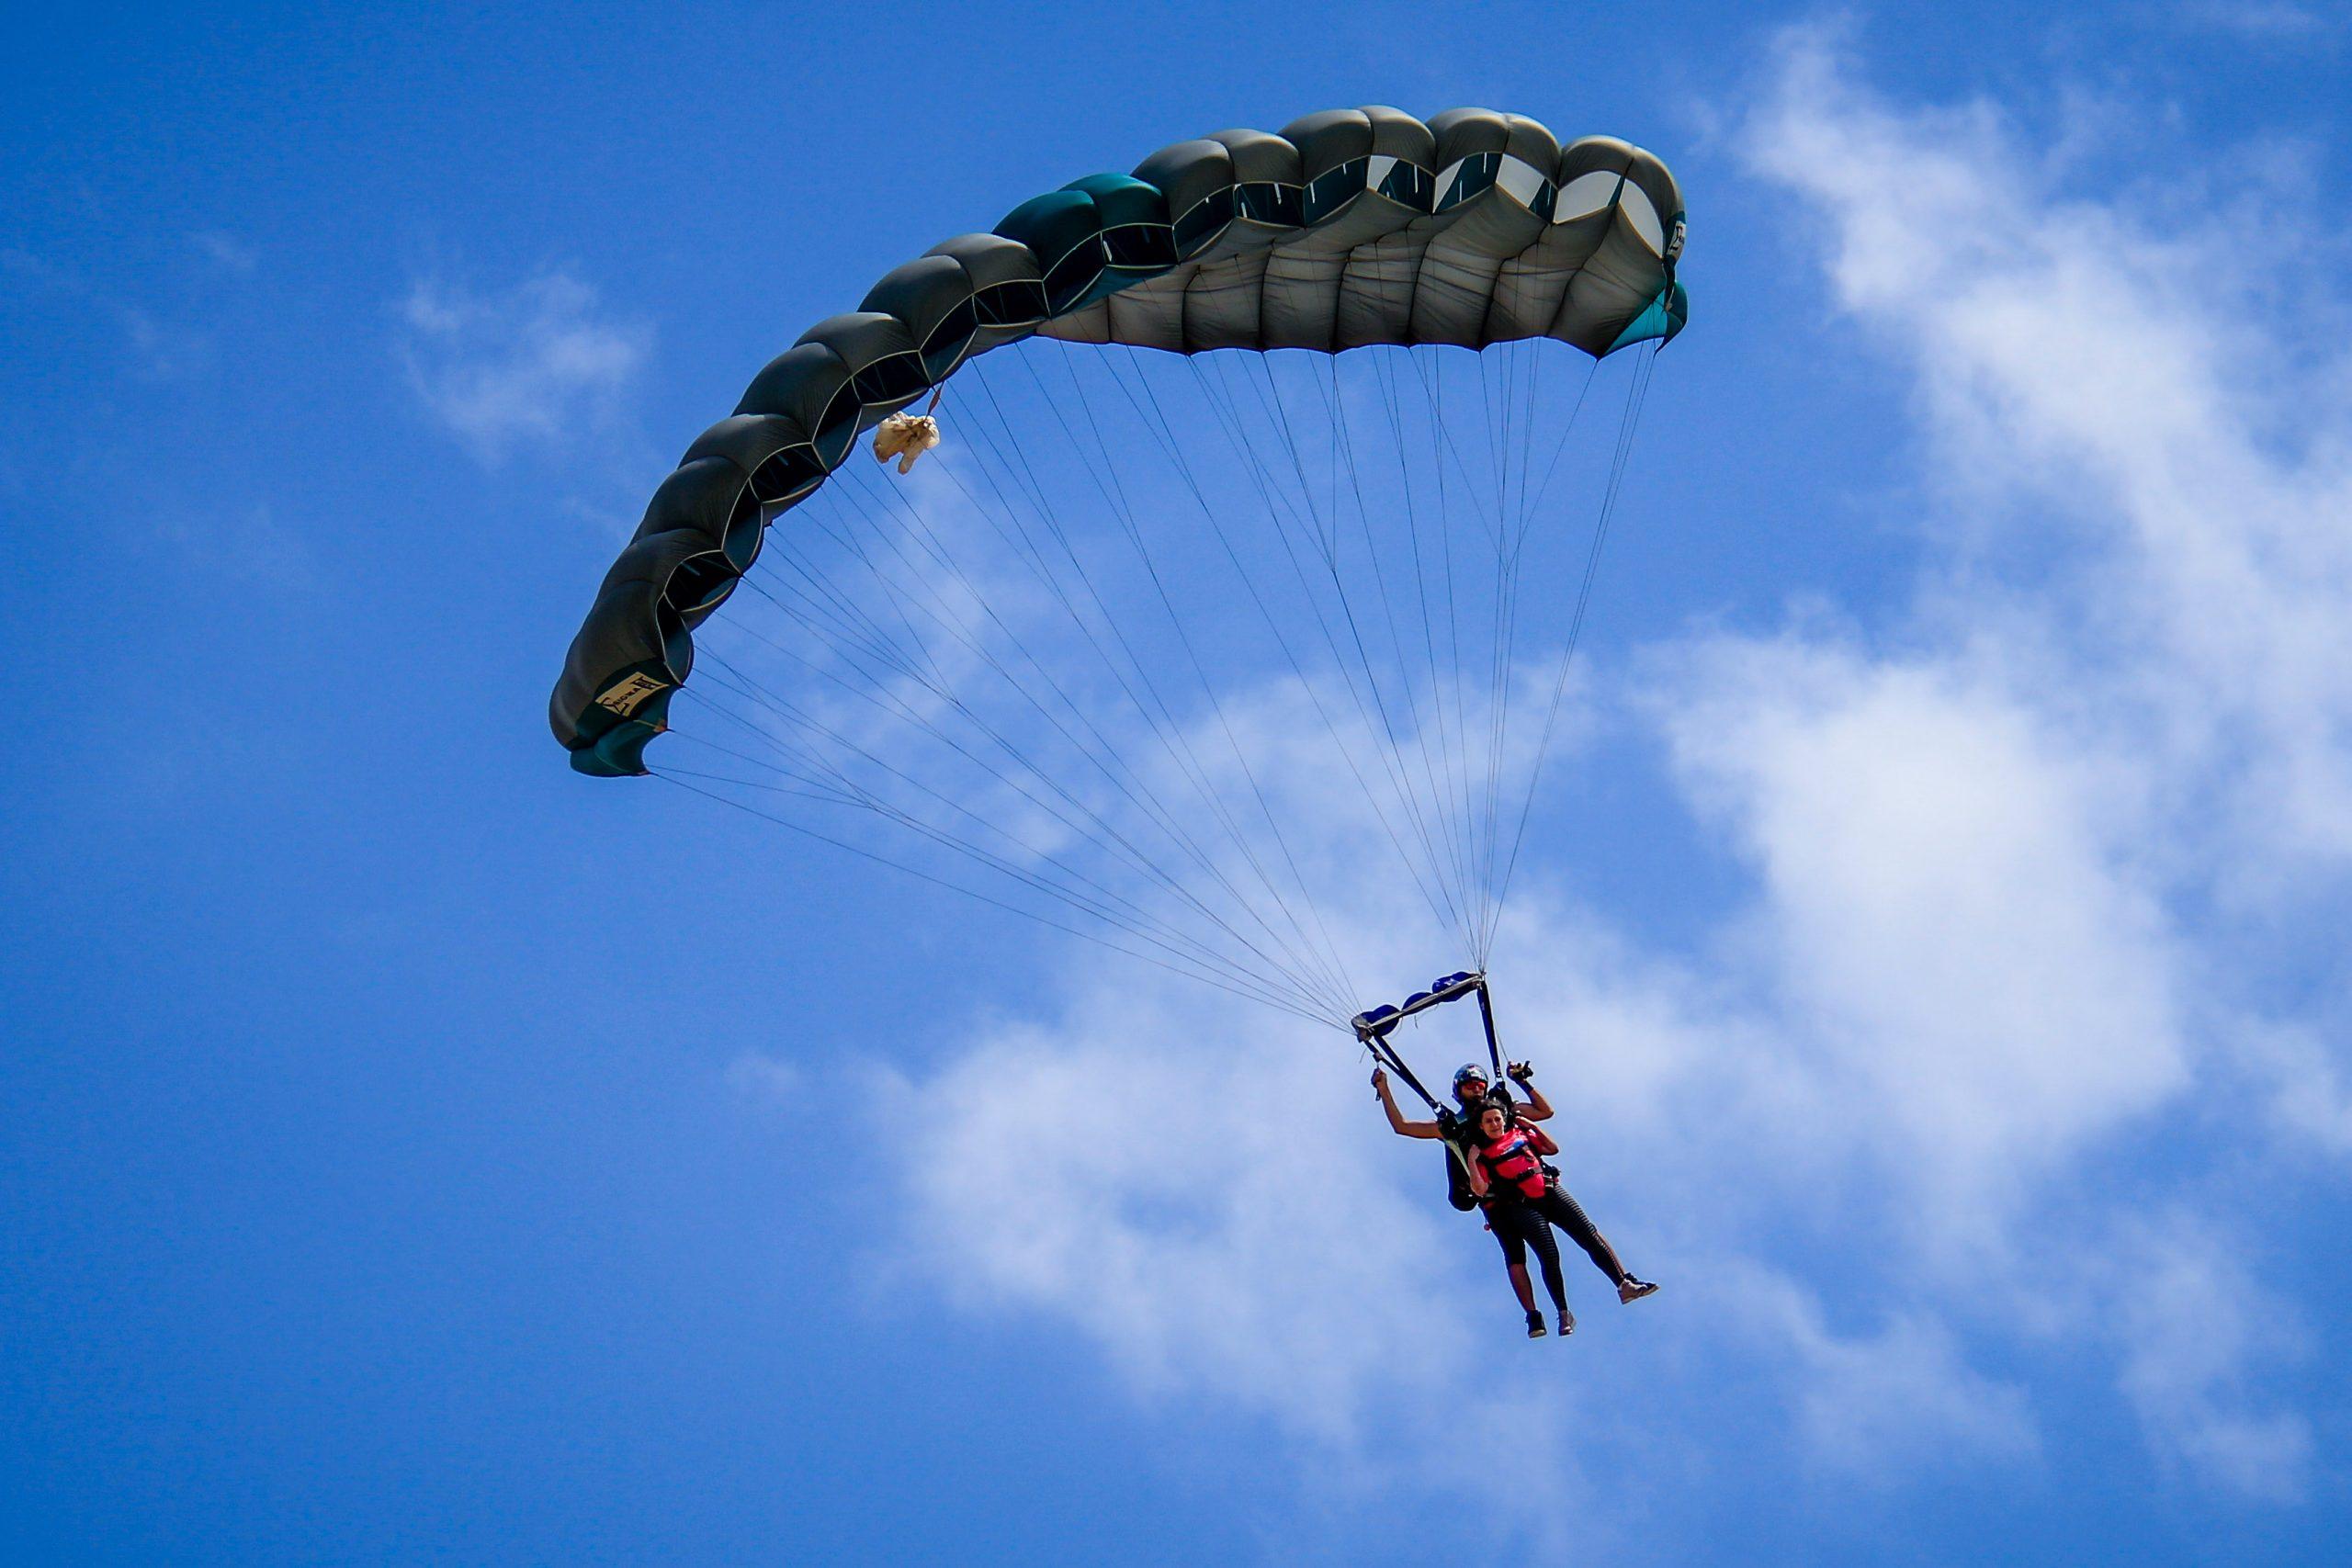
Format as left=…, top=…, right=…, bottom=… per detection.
left=1474, top=979, right=1505, bottom=1085
left=1478, top=1130, right=1550, bottom=1199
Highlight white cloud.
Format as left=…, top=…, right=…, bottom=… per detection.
left=891, top=993, right=1463, bottom=1442
left=2106, top=1221, right=2314, bottom=1503
left=2245, top=1021, right=2352, bottom=1156
left=1647, top=634, right=2188, bottom=1243
left=1706, top=28, right=2337, bottom=1495
left=718, top=33, right=2348, bottom=1513
left=1719, top=1263, right=2039, bottom=1476
left=1745, top=32, right=2352, bottom=885
left=397, top=269, right=648, bottom=463
left=877, top=850, right=2054, bottom=1499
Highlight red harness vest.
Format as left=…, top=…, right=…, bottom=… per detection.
left=1476, top=1126, right=1549, bottom=1201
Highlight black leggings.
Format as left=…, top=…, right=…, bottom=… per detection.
left=1488, top=1188, right=1628, bottom=1309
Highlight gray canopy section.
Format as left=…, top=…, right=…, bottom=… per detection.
left=553, top=105, right=1687, bottom=777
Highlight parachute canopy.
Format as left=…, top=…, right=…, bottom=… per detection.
left=551, top=105, right=1685, bottom=780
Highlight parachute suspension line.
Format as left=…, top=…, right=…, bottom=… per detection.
left=1482, top=340, right=1663, bottom=962
left=661, top=313, right=1658, bottom=1024
left=1159, top=345, right=1468, bottom=940
left=689, top=607, right=1301, bottom=989
left=1317, top=347, right=1479, bottom=953
left=674, top=650, right=1333, bottom=1008
left=1481, top=342, right=1511, bottom=549
left=658, top=709, right=1214, bottom=986
left=1188, top=350, right=1473, bottom=945
left=831, top=447, right=1350, bottom=1014
left=765, top=479, right=1228, bottom=901
left=1400, top=345, right=1510, bottom=939
left=1472, top=355, right=1604, bottom=962
left=692, top=452, right=1365, bottom=1022
left=1383, top=350, right=1476, bottom=931
left=1041, top=342, right=1363, bottom=1012
left=960, top=351, right=1360, bottom=1019
left=650, top=768, right=1339, bottom=1030
left=904, top=377, right=1365, bottom=1024
left=682, top=619, right=1352, bottom=1020
left=1365, top=346, right=1480, bottom=937
left=1480, top=342, right=1536, bottom=957
left=1024, top=344, right=1361, bottom=1009
left=778, top=483, right=956, bottom=694
left=1105, top=339, right=1469, bottom=920
left=1385, top=344, right=1515, bottom=958
left=1490, top=338, right=1559, bottom=954
left=1238, top=348, right=1478, bottom=953
left=1351, top=338, right=1620, bottom=973
left=1112, top=344, right=1490, bottom=972
left=1194, top=350, right=1467, bottom=949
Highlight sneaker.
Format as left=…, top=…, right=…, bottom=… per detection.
left=1526, top=1310, right=1548, bottom=1338
left=1556, top=1308, right=1577, bottom=1337
left=1618, top=1278, right=1659, bottom=1303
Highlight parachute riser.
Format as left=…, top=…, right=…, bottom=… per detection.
left=1360, top=1032, right=1443, bottom=1113
left=1474, top=978, right=1504, bottom=1083
left=1352, top=967, right=1498, bottom=1113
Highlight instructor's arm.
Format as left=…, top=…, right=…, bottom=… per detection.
left=1372, top=1068, right=1442, bottom=1138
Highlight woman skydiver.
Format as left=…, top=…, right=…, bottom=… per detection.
left=1465, top=1098, right=1658, bottom=1337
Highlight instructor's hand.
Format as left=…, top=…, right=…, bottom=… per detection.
left=1507, top=1060, right=1534, bottom=1084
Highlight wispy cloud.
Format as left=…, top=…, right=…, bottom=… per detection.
left=2106, top=1221, right=2313, bottom=1502
left=396, top=269, right=648, bottom=465
left=190, top=231, right=260, bottom=274
left=726, top=1050, right=801, bottom=1103
left=2171, top=1, right=2343, bottom=43
left=1720, top=1263, right=2040, bottom=1477
left=3, top=246, right=212, bottom=379
left=2245, top=1021, right=2352, bottom=1157
left=152, top=503, right=321, bottom=592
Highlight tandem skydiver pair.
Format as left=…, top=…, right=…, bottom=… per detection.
left=1358, top=975, right=1656, bottom=1338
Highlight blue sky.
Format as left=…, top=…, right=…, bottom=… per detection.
left=6, top=3, right=2350, bottom=1562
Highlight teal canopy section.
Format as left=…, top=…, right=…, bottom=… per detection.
left=1607, top=280, right=1690, bottom=354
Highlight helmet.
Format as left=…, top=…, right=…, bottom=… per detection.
left=1451, top=1063, right=1490, bottom=1097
